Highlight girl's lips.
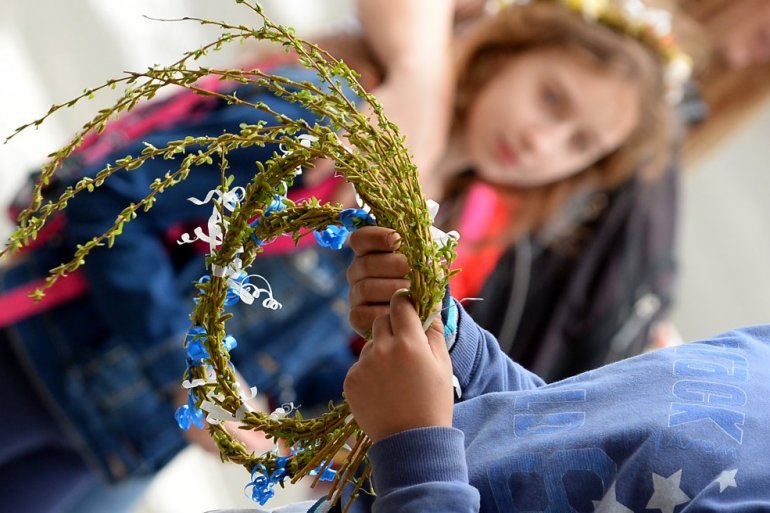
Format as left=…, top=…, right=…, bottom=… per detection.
left=497, top=138, right=519, bottom=167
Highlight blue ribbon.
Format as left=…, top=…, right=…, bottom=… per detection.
left=340, top=208, right=375, bottom=230
left=313, top=224, right=350, bottom=250
left=310, top=461, right=337, bottom=482
left=246, top=457, right=291, bottom=506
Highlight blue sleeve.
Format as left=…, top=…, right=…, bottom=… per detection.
left=367, top=427, right=479, bottom=513
left=63, top=67, right=339, bottom=391
left=448, top=299, right=546, bottom=399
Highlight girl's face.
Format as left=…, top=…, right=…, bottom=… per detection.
left=464, top=46, right=640, bottom=188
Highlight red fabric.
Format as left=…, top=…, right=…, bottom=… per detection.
left=76, top=53, right=299, bottom=166
left=0, top=272, right=89, bottom=328
left=1, top=52, right=311, bottom=327
left=449, top=183, right=514, bottom=301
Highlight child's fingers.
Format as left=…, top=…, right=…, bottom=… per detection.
left=388, top=290, right=425, bottom=338
left=346, top=252, right=410, bottom=282
left=425, top=315, right=451, bottom=365
left=349, top=304, right=390, bottom=338
left=348, top=226, right=401, bottom=256
left=371, top=311, right=394, bottom=341
left=350, top=277, right=410, bottom=304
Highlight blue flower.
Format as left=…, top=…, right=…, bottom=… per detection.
left=225, top=272, right=248, bottom=305
left=192, top=275, right=211, bottom=304
left=248, top=197, right=284, bottom=246
left=186, top=326, right=209, bottom=362
left=224, top=334, right=237, bottom=351
left=224, top=288, right=242, bottom=305
left=264, top=195, right=287, bottom=216
left=174, top=394, right=206, bottom=430
left=340, top=208, right=376, bottom=230
left=314, top=225, right=349, bottom=250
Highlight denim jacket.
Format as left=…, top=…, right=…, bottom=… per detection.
left=1, top=66, right=357, bottom=480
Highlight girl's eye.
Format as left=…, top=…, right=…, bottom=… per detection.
left=542, top=85, right=563, bottom=113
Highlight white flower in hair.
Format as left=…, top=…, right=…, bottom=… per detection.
left=580, top=0, right=608, bottom=21
left=641, top=8, right=672, bottom=38
left=488, top=0, right=693, bottom=107
left=665, top=54, right=693, bottom=104
left=618, top=0, right=645, bottom=19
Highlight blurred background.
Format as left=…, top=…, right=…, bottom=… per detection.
left=1, top=0, right=769, bottom=511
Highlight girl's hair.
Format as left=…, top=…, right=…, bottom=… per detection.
left=451, top=2, right=676, bottom=239
left=677, top=0, right=770, bottom=165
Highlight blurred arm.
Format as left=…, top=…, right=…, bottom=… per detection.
left=355, top=0, right=456, bottom=193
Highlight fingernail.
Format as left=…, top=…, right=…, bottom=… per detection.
left=388, top=231, right=401, bottom=248
left=395, top=288, right=410, bottom=297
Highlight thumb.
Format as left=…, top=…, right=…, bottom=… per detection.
left=426, top=315, right=450, bottom=364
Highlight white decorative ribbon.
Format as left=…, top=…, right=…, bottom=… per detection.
left=213, top=258, right=282, bottom=310
left=268, top=403, right=296, bottom=420
left=200, top=383, right=259, bottom=424
left=178, top=186, right=246, bottom=254
left=279, top=134, right=319, bottom=176
left=228, top=273, right=282, bottom=310
left=427, top=199, right=460, bottom=249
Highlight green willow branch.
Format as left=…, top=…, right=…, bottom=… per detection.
left=2, top=2, right=456, bottom=510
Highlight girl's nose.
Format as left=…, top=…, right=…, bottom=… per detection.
left=521, top=122, right=573, bottom=156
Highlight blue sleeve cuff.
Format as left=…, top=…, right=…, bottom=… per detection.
left=441, top=290, right=459, bottom=351
left=369, top=426, right=468, bottom=494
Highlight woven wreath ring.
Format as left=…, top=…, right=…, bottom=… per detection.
left=178, top=126, right=456, bottom=507
left=2, top=2, right=459, bottom=509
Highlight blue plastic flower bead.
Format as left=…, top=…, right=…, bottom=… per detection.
left=174, top=404, right=193, bottom=430
left=264, top=195, right=287, bottom=216
left=269, top=456, right=289, bottom=482
left=224, top=334, right=237, bottom=351
left=314, top=225, right=350, bottom=250
left=193, top=275, right=211, bottom=304
left=340, top=208, right=375, bottom=230
left=174, top=396, right=205, bottom=431
left=224, top=288, right=241, bottom=305
left=186, top=326, right=209, bottom=362
left=187, top=338, right=209, bottom=362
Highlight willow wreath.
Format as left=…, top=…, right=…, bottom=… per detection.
left=2, top=1, right=458, bottom=511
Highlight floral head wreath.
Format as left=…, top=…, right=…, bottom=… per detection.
left=2, top=1, right=458, bottom=511
left=487, top=0, right=693, bottom=103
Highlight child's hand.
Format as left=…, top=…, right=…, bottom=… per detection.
left=347, top=226, right=410, bottom=337
left=344, top=290, right=454, bottom=443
